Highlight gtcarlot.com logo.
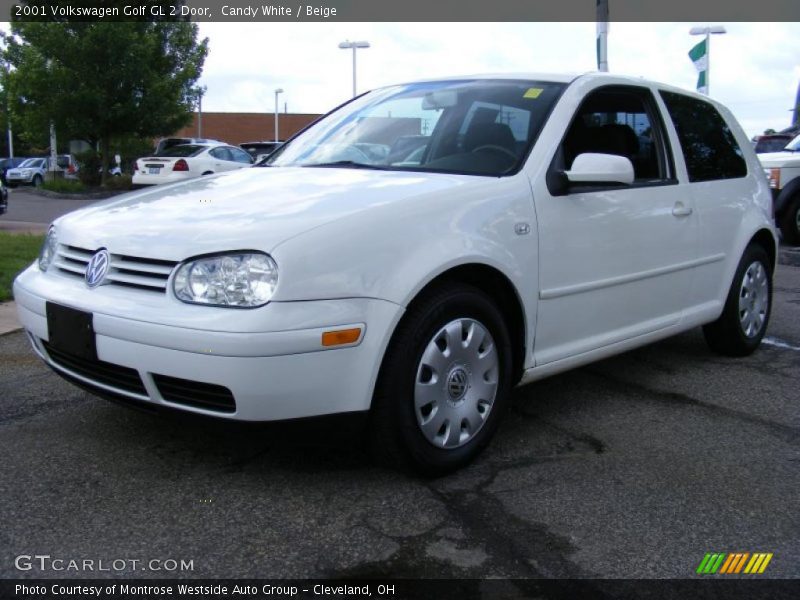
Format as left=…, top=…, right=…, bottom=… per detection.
left=696, top=552, right=773, bottom=575
left=14, top=554, right=194, bottom=572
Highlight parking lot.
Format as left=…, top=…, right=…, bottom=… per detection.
left=1, top=245, right=798, bottom=580
left=1, top=188, right=96, bottom=230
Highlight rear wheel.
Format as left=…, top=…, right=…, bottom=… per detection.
left=369, top=283, right=513, bottom=475
left=703, top=244, right=772, bottom=356
left=779, top=195, right=800, bottom=246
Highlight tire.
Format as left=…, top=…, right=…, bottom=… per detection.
left=369, top=282, right=514, bottom=475
left=32, top=175, right=43, bottom=187
left=703, top=244, right=772, bottom=356
left=779, top=195, right=800, bottom=246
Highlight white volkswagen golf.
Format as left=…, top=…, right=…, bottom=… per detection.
left=14, top=73, right=777, bottom=473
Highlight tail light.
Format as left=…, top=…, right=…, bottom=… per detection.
left=67, top=165, right=76, bottom=174
left=133, top=161, right=139, bottom=173
left=173, top=159, right=189, bottom=172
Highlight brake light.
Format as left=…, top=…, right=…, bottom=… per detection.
left=67, top=165, right=76, bottom=174
left=133, top=161, right=139, bottom=173
left=173, top=159, right=189, bottom=172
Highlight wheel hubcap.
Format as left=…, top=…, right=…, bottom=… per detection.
left=795, top=207, right=800, bottom=233
left=414, top=318, right=499, bottom=449
left=738, top=261, right=769, bottom=338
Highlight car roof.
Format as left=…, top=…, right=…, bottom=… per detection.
left=396, top=71, right=721, bottom=105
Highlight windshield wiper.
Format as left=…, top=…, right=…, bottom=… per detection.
left=303, top=160, right=386, bottom=170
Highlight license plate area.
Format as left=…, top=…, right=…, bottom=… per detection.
left=148, top=167, right=161, bottom=175
left=46, top=302, right=96, bottom=360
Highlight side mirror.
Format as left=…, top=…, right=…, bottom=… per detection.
left=564, top=153, right=634, bottom=185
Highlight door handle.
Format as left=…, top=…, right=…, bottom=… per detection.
left=672, top=202, right=693, bottom=217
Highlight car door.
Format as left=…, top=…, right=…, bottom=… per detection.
left=530, top=84, right=698, bottom=365
left=210, top=146, right=251, bottom=172
left=208, top=146, right=233, bottom=171
left=657, top=91, right=753, bottom=312
left=228, top=147, right=255, bottom=169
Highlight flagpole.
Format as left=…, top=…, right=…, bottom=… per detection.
left=689, top=26, right=726, bottom=96
left=705, top=31, right=710, bottom=95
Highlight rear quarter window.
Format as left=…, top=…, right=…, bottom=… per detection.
left=660, top=91, right=747, bottom=183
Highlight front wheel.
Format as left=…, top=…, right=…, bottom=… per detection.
left=703, top=244, right=772, bottom=356
left=32, top=175, right=43, bottom=187
left=779, top=195, right=800, bottom=246
left=369, top=283, right=513, bottom=475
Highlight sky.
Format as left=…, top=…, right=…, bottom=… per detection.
left=195, top=22, right=800, bottom=139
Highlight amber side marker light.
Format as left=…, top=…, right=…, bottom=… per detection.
left=322, top=328, right=362, bottom=347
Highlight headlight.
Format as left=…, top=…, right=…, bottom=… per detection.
left=173, top=252, right=278, bottom=308
left=38, top=226, right=58, bottom=271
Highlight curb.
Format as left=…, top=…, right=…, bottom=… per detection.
left=25, top=188, right=129, bottom=201
left=0, top=220, right=48, bottom=234
left=779, top=248, right=800, bottom=268
left=0, top=302, right=20, bottom=336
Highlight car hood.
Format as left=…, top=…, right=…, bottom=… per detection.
left=759, top=151, right=800, bottom=168
left=55, top=167, right=485, bottom=260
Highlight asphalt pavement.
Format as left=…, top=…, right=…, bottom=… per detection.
left=0, top=188, right=96, bottom=231
left=0, top=263, right=798, bottom=583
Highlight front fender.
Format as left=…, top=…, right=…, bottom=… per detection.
left=269, top=174, right=538, bottom=309
left=774, top=176, right=800, bottom=217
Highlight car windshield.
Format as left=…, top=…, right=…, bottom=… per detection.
left=157, top=145, right=207, bottom=158
left=755, top=137, right=791, bottom=153
left=784, top=134, right=800, bottom=152
left=268, top=79, right=565, bottom=176
left=19, top=158, right=45, bottom=168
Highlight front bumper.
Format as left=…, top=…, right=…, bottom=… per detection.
left=131, top=171, right=195, bottom=186
left=6, top=173, right=34, bottom=184
left=14, top=265, right=403, bottom=421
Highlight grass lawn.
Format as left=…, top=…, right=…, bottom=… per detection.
left=0, top=232, right=45, bottom=301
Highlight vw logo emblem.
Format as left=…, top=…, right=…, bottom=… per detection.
left=447, top=367, right=469, bottom=402
left=85, top=249, right=110, bottom=288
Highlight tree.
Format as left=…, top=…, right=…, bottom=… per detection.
left=3, top=1, right=208, bottom=184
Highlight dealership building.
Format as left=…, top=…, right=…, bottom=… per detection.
left=171, top=111, right=322, bottom=145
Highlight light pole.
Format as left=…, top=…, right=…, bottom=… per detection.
left=596, top=0, right=609, bottom=72
left=274, top=88, right=283, bottom=143
left=196, top=85, right=207, bottom=138
left=689, top=26, right=726, bottom=95
left=338, top=40, right=370, bottom=97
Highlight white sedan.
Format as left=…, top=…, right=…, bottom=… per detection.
left=15, top=73, right=777, bottom=474
left=132, top=143, right=253, bottom=186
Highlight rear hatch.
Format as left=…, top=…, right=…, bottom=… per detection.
left=137, top=157, right=185, bottom=177
left=137, top=144, right=206, bottom=177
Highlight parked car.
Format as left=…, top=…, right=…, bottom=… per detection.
left=0, top=179, right=7, bottom=215
left=4, top=155, right=78, bottom=187
left=132, top=144, right=254, bottom=186
left=760, top=133, right=800, bottom=244
left=0, top=157, right=29, bottom=185
left=240, top=141, right=284, bottom=163
left=14, top=73, right=777, bottom=474
left=754, top=133, right=793, bottom=154
left=57, top=154, right=79, bottom=179
left=154, top=137, right=223, bottom=156
left=5, top=157, right=49, bottom=187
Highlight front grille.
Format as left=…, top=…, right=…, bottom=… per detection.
left=152, top=374, right=236, bottom=413
left=53, top=245, right=177, bottom=293
left=43, top=341, right=147, bottom=395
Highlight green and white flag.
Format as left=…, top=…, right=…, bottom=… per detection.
left=689, top=38, right=708, bottom=95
